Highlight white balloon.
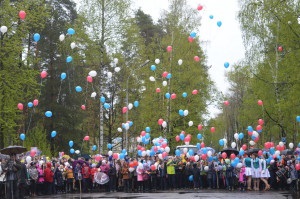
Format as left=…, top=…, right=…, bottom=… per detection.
left=223, top=139, right=227, bottom=145
left=279, top=141, right=284, bottom=147
left=108, top=150, right=113, bottom=156
left=129, top=167, right=135, bottom=172
left=178, top=59, right=183, bottom=65
left=117, top=127, right=122, bottom=132
left=75, top=150, right=80, bottom=154
left=114, top=67, right=120, bottom=72
left=91, top=92, right=97, bottom=98
left=165, top=147, right=170, bottom=153
left=89, top=70, right=97, bottom=77
left=183, top=147, right=188, bottom=154
left=207, top=151, right=212, bottom=157
left=186, top=153, right=190, bottom=158
left=275, top=150, right=280, bottom=156
left=26, top=156, right=32, bottom=164
left=231, top=142, right=236, bottom=148
left=158, top=154, right=163, bottom=160
left=138, top=163, right=143, bottom=169
left=146, top=150, right=151, bottom=156
left=59, top=34, right=65, bottom=41
left=0, top=26, right=8, bottom=34
left=289, top=143, right=294, bottom=149
left=107, top=72, right=112, bottom=78
left=194, top=155, right=199, bottom=161
left=125, top=123, right=130, bottom=130
left=70, top=42, right=76, bottom=49
left=155, top=59, right=160, bottom=64
left=183, top=110, right=189, bottom=116
left=149, top=76, right=155, bottom=81
left=188, top=121, right=193, bottom=126
left=204, top=166, right=209, bottom=171
left=128, top=103, right=133, bottom=110
left=236, top=163, right=243, bottom=169
left=162, top=121, right=167, bottom=128
left=137, top=137, right=142, bottom=143
left=252, top=131, right=259, bottom=138
left=249, top=140, right=255, bottom=146
left=162, top=81, right=167, bottom=87
left=234, top=133, right=239, bottom=140
left=113, top=58, right=118, bottom=64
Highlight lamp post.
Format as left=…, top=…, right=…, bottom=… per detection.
left=125, top=60, right=150, bottom=151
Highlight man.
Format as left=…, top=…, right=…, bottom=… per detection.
left=166, top=157, right=176, bottom=190
left=2, top=153, right=21, bottom=199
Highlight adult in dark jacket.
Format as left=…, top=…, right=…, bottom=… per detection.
left=17, top=161, right=28, bottom=199
left=192, top=163, right=200, bottom=189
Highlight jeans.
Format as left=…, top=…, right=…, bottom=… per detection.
left=123, top=179, right=130, bottom=192
left=109, top=176, right=116, bottom=191
left=6, top=180, right=19, bottom=199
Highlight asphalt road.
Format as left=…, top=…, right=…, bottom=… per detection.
left=34, top=190, right=299, bottom=199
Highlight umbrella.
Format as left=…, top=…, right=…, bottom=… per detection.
left=220, top=147, right=239, bottom=157
left=94, top=172, right=109, bottom=185
left=246, top=148, right=260, bottom=155
left=280, top=149, right=293, bottom=155
left=0, top=145, right=27, bottom=155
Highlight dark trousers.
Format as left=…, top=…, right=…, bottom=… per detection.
left=226, top=177, right=233, bottom=189
left=44, top=181, right=53, bottom=195
left=82, top=178, right=90, bottom=192
left=159, top=176, right=166, bottom=190
left=66, top=179, right=73, bottom=193
left=123, top=179, right=130, bottom=192
left=168, top=174, right=176, bottom=189
left=109, top=176, right=116, bottom=191
left=150, top=175, right=157, bottom=190
left=6, top=180, right=18, bottom=199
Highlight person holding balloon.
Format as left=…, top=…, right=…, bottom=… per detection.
left=166, top=157, right=176, bottom=190
left=243, top=153, right=253, bottom=191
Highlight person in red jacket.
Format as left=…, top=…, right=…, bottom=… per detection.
left=44, top=162, right=54, bottom=195
left=81, top=162, right=91, bottom=193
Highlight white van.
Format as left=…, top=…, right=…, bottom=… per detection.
left=176, top=145, right=198, bottom=155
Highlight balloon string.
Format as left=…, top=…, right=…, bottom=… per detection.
left=56, top=80, right=63, bottom=103
left=26, top=107, right=34, bottom=133
left=84, top=80, right=89, bottom=105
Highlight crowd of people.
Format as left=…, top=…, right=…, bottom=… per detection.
left=0, top=151, right=300, bottom=198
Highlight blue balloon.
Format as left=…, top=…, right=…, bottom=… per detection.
left=209, top=15, right=214, bottom=19
left=202, top=147, right=208, bottom=154
left=66, top=56, right=73, bottom=63
left=60, top=72, right=66, bottom=80
left=119, top=153, right=125, bottom=159
left=166, top=73, right=172, bottom=79
left=231, top=161, right=238, bottom=167
left=75, top=86, right=82, bottom=92
left=296, top=116, right=300, bottom=122
left=145, top=133, right=150, bottom=139
left=197, top=134, right=202, bottom=140
left=150, top=150, right=155, bottom=156
left=92, top=145, right=97, bottom=151
left=107, top=143, right=112, bottom=149
left=100, top=96, right=106, bottom=103
left=208, top=156, right=213, bottom=162
left=190, top=31, right=197, bottom=38
left=134, top=101, right=139, bottom=107
left=182, top=92, right=188, bottom=98
left=20, top=133, right=25, bottom=141
left=51, top=131, right=57, bottom=138
left=142, top=136, right=146, bottom=143
left=28, top=102, right=33, bottom=108
left=122, top=149, right=127, bottom=154
left=269, top=147, right=275, bottom=155
left=238, top=133, right=244, bottom=140
left=179, top=109, right=184, bottom=116
left=179, top=133, right=184, bottom=141
left=217, top=21, right=222, bottom=27
left=103, top=103, right=110, bottom=109
left=69, top=140, right=74, bottom=147
left=298, top=142, right=300, bottom=147
left=165, top=93, right=170, bottom=99
left=145, top=127, right=151, bottom=133
left=70, top=148, right=75, bottom=154
left=144, top=140, right=149, bottom=145
left=224, top=62, right=229, bottom=68
left=33, top=33, right=40, bottom=42
left=219, top=139, right=224, bottom=146
left=247, top=126, right=253, bottom=132
left=67, top=28, right=75, bottom=35
left=45, top=111, right=52, bottom=118
left=129, top=121, right=133, bottom=127
left=188, top=149, right=194, bottom=156
left=239, top=149, right=244, bottom=156
left=150, top=65, right=156, bottom=71
left=175, top=149, right=181, bottom=156
left=251, top=135, right=257, bottom=140
left=189, top=175, right=193, bottom=182
left=138, top=150, right=142, bottom=156
left=197, top=143, right=201, bottom=149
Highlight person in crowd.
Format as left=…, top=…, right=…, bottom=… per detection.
left=286, top=160, right=298, bottom=192
left=268, top=158, right=278, bottom=190
left=36, top=162, right=45, bottom=195
left=166, top=156, right=176, bottom=190
left=54, top=163, right=65, bottom=193
left=225, top=158, right=234, bottom=191
left=90, top=163, right=98, bottom=191
left=17, top=158, right=28, bottom=199
left=136, top=161, right=144, bottom=192
left=239, top=165, right=246, bottom=192
left=149, top=162, right=158, bottom=191
left=74, top=162, right=82, bottom=192
left=81, top=162, right=91, bottom=193
left=121, top=162, right=130, bottom=193
left=0, top=158, right=6, bottom=199
left=158, top=160, right=166, bottom=190
left=251, top=153, right=260, bottom=191
left=28, top=161, right=38, bottom=197
left=44, top=162, right=54, bottom=195
left=108, top=162, right=117, bottom=192
left=259, top=154, right=270, bottom=191
left=243, top=153, right=253, bottom=191
left=142, top=163, right=150, bottom=192
left=191, top=163, right=200, bottom=189
left=65, top=165, right=74, bottom=193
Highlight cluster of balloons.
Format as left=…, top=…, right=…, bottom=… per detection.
left=107, top=149, right=127, bottom=160
left=178, top=109, right=189, bottom=117
left=136, top=129, right=151, bottom=145
left=157, top=118, right=167, bottom=128
left=175, top=132, right=192, bottom=145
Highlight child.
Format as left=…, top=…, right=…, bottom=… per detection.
left=239, top=165, right=246, bottom=192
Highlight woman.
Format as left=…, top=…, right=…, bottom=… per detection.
left=251, top=153, right=260, bottom=191
left=259, top=154, right=270, bottom=191
left=36, top=162, right=44, bottom=195
left=136, top=162, right=144, bottom=192
left=121, top=162, right=130, bottom=192
left=28, top=162, right=38, bottom=196
left=243, top=154, right=253, bottom=190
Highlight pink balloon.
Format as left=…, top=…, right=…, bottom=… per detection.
left=153, top=146, right=158, bottom=152
left=171, top=93, right=176, bottom=99
left=192, top=89, right=198, bottom=95
left=221, top=152, right=227, bottom=159
left=113, top=153, right=119, bottom=159
left=224, top=100, right=229, bottom=106
left=30, top=150, right=36, bottom=157
left=17, top=103, right=24, bottom=110
left=258, top=119, right=264, bottom=125
left=181, top=131, right=186, bottom=135
left=87, top=76, right=93, bottom=83
left=184, top=137, right=191, bottom=142
left=194, top=56, right=200, bottom=62
left=162, top=152, right=168, bottom=158
left=256, top=125, right=262, bottom=131
left=162, top=71, right=168, bottom=78
left=33, top=99, right=39, bottom=106
left=242, top=144, right=247, bottom=150
left=201, top=142, right=205, bottom=148
left=210, top=127, right=215, bottom=133
left=19, top=10, right=26, bottom=20
left=197, top=124, right=203, bottom=131
left=258, top=150, right=263, bottom=156
left=166, top=46, right=172, bottom=52
left=141, top=147, right=145, bottom=151
left=122, top=107, right=128, bottom=114
left=188, top=36, right=194, bottom=43
left=137, top=144, right=142, bottom=150
left=158, top=119, right=164, bottom=125
left=175, top=135, right=180, bottom=142
left=230, top=153, right=236, bottom=160
left=278, top=46, right=283, bottom=52
left=40, top=71, right=47, bottom=79
left=84, top=136, right=90, bottom=141
left=257, top=100, right=263, bottom=106
left=156, top=88, right=161, bottom=93
left=95, top=155, right=102, bottom=162
left=201, top=154, right=207, bottom=160
left=81, top=105, right=86, bottom=110
left=197, top=4, right=203, bottom=11
left=140, top=131, right=146, bottom=136
left=162, top=142, right=168, bottom=148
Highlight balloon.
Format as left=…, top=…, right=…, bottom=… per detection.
left=197, top=134, right=202, bottom=140
left=33, top=33, right=40, bottom=42
left=198, top=124, right=203, bottom=131
left=70, top=42, right=76, bottom=49
left=219, top=139, right=224, bottom=146
left=197, top=5, right=203, bottom=11
left=141, top=131, right=146, bottom=136
left=188, top=36, right=194, bottom=43
left=83, top=136, right=90, bottom=141
left=89, top=70, right=97, bottom=77
left=188, top=149, right=194, bottom=156
left=210, top=127, right=215, bottom=133
left=178, top=109, right=184, bottom=116
left=91, top=92, right=97, bottom=98
left=17, top=103, right=24, bottom=110
left=258, top=119, right=264, bottom=125
left=238, top=133, right=244, bottom=140
left=156, top=88, right=161, bottom=93
left=257, top=100, right=263, bottom=106
left=224, top=100, right=229, bottom=106
left=67, top=28, right=75, bottom=35
left=188, top=121, right=193, bottom=127
left=231, top=142, right=236, bottom=148
left=107, top=72, right=112, bottom=78
left=279, top=141, right=284, bottom=147
left=26, top=156, right=31, bottom=164
left=30, top=150, right=36, bottom=157
left=108, top=151, right=113, bottom=156
left=165, top=93, right=170, bottom=99
left=247, top=126, right=253, bottom=132
left=122, top=107, right=128, bottom=114
left=166, top=46, right=172, bottom=52
left=150, top=65, right=156, bottom=71
left=278, top=46, right=283, bottom=52
left=182, top=92, right=188, bottom=98
left=296, top=163, right=300, bottom=171
left=59, top=34, right=65, bottom=41
left=249, top=140, right=255, bottom=146
left=70, top=148, right=75, bottom=154
left=190, top=31, right=197, bottom=38
left=239, top=149, right=245, bottom=156
left=162, top=81, right=167, bottom=87
left=204, top=166, right=209, bottom=171
left=221, top=152, right=227, bottom=159
left=175, top=149, right=181, bottom=156
left=209, top=15, right=214, bottom=19
left=27, top=102, right=33, bottom=108
left=175, top=135, right=180, bottom=142
left=81, top=105, right=86, bottom=110
left=51, top=131, right=57, bottom=138
left=242, top=144, right=247, bottom=150
left=75, top=86, right=82, bottom=92
left=145, top=127, right=151, bottom=133
left=162, top=121, right=167, bottom=128
left=165, top=147, right=170, bottom=153
left=60, top=72, right=67, bottom=80
left=201, top=142, right=205, bottom=148
left=256, top=125, right=262, bottom=132
left=132, top=101, right=139, bottom=107
left=0, top=26, right=8, bottom=34
left=149, top=76, right=155, bottom=81
left=258, top=150, right=263, bottom=156
left=217, top=21, right=222, bottom=27
left=207, top=151, right=212, bottom=157
left=166, top=73, right=172, bottom=79
left=192, top=89, right=198, bottom=95
left=100, top=96, right=105, bottom=103
left=158, top=119, right=164, bottom=125
left=40, top=71, right=47, bottom=79
left=103, top=103, right=110, bottom=109
left=230, top=153, right=236, bottom=160
left=66, top=56, right=73, bottom=63
left=145, top=133, right=150, bottom=139
left=19, top=10, right=26, bottom=20
left=69, top=140, right=74, bottom=147
left=296, top=116, right=300, bottom=122
left=224, top=62, right=229, bottom=68
left=162, top=71, right=168, bottom=78
left=114, top=67, right=120, bottom=72
left=75, top=150, right=80, bottom=154
left=189, top=175, right=193, bottom=181
left=155, top=59, right=160, bottom=64
left=113, top=58, right=118, bottom=64
left=45, top=111, right=52, bottom=118
left=107, top=143, right=112, bottom=149
left=178, top=59, right=183, bottom=65
left=289, top=143, right=294, bottom=149
left=20, top=133, right=25, bottom=141
left=234, top=133, right=239, bottom=140
left=183, top=110, right=189, bottom=116
left=194, top=56, right=200, bottom=62
left=179, top=133, right=184, bottom=141
left=128, top=103, right=133, bottom=110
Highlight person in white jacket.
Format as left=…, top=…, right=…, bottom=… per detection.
left=259, top=155, right=270, bottom=191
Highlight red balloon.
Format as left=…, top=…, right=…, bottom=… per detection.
left=129, top=162, right=134, bottom=167
left=19, top=10, right=26, bottom=20
left=201, top=154, right=207, bottom=160
left=87, top=75, right=93, bottom=83
left=201, top=142, right=205, bottom=148
left=210, top=127, right=215, bottom=133
left=194, top=56, right=200, bottom=62
left=153, top=146, right=158, bottom=152
left=278, top=46, right=283, bottom=52
left=113, top=153, right=119, bottom=159
left=175, top=135, right=180, bottom=142
left=190, top=156, right=195, bottom=162
left=17, top=103, right=24, bottom=110
left=158, top=119, right=164, bottom=125
left=230, top=153, right=236, bottom=160
left=156, top=88, right=161, bottom=93
left=184, top=137, right=191, bottom=142
left=33, top=99, right=39, bottom=106
left=84, top=136, right=90, bottom=141
left=81, top=105, right=86, bottom=110
left=140, top=131, right=146, bottom=136
left=133, top=160, right=138, bottom=166
left=221, top=152, right=227, bottom=159
left=224, top=100, right=229, bottom=106
left=197, top=5, right=203, bottom=11
left=258, top=150, right=263, bottom=156
left=161, top=142, right=167, bottom=148
left=150, top=165, right=156, bottom=171
left=248, top=131, right=253, bottom=136
left=264, top=142, right=271, bottom=149
left=242, top=144, right=247, bottom=150
left=188, top=36, right=194, bottom=43
left=162, top=71, right=168, bottom=78
left=162, top=152, right=168, bottom=158
left=258, top=119, right=264, bottom=125
left=256, top=125, right=262, bottom=131
left=270, top=142, right=274, bottom=147
left=137, top=145, right=142, bottom=150
left=296, top=163, right=300, bottom=171
left=40, top=71, right=48, bottom=79
left=192, top=89, right=198, bottom=95
left=171, top=93, right=177, bottom=99
left=166, top=46, right=172, bottom=52
left=122, top=107, right=128, bottom=114
left=198, top=124, right=203, bottom=131
left=257, top=100, right=263, bottom=106
left=30, top=150, right=36, bottom=157
left=254, top=137, right=260, bottom=143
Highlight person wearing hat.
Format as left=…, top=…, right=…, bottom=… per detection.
left=44, top=162, right=54, bottom=195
